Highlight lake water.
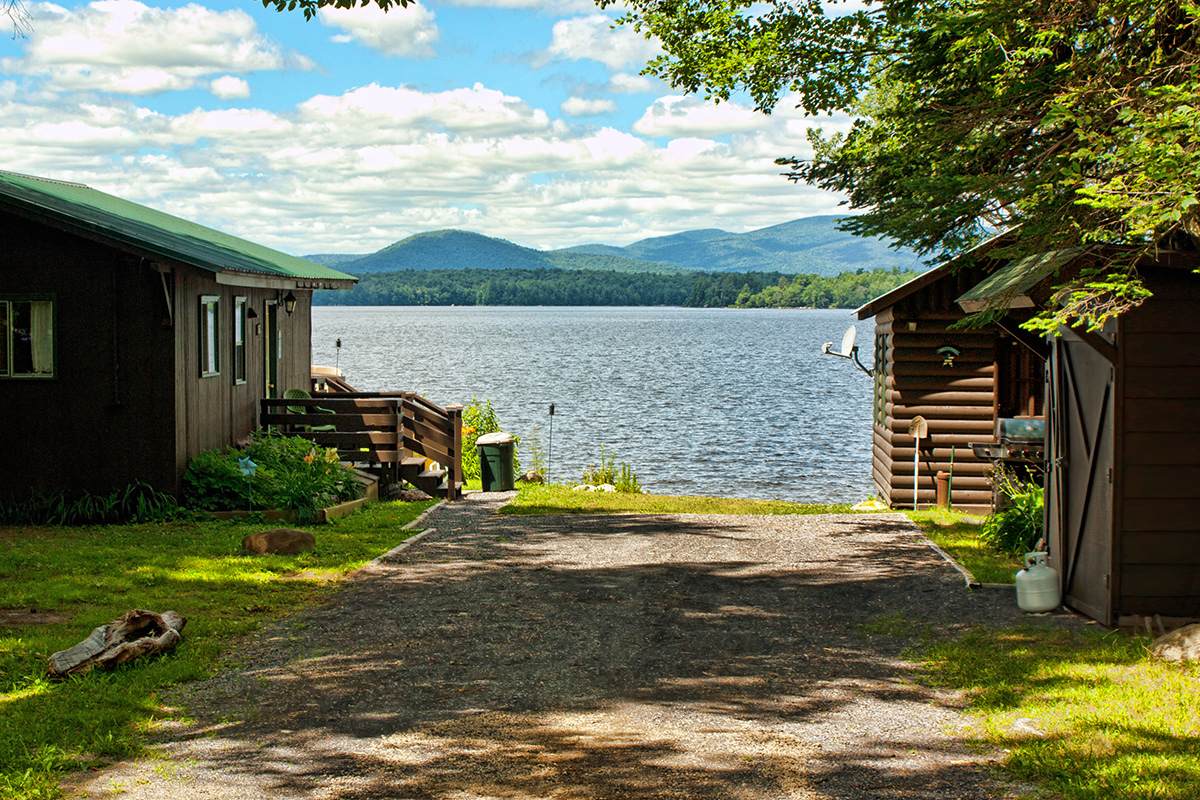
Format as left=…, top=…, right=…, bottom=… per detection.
left=311, top=306, right=874, bottom=504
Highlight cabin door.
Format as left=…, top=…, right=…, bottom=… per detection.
left=1047, top=329, right=1115, bottom=625
left=264, top=300, right=280, bottom=399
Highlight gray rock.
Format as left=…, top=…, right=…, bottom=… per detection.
left=1150, top=623, right=1200, bottom=663
left=242, top=528, right=316, bottom=555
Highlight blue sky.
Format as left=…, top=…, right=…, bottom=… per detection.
left=0, top=0, right=856, bottom=255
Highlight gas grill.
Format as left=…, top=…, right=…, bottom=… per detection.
left=971, top=418, right=1046, bottom=465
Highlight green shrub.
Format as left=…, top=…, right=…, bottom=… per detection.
left=582, top=446, right=643, bottom=493
left=182, top=430, right=362, bottom=520
left=981, top=468, right=1044, bottom=554
left=460, top=397, right=520, bottom=480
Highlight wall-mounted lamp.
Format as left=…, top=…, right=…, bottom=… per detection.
left=283, top=291, right=297, bottom=315
left=247, top=307, right=258, bottom=319
left=907, top=321, right=918, bottom=332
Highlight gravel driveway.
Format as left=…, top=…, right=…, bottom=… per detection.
left=67, top=492, right=1085, bottom=799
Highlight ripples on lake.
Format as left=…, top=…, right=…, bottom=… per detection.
left=312, top=306, right=874, bottom=504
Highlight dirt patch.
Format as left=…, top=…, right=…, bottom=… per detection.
left=0, top=607, right=72, bottom=627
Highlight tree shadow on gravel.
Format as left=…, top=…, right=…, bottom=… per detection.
left=139, top=509, right=1077, bottom=800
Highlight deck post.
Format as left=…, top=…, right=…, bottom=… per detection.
left=445, top=403, right=463, bottom=502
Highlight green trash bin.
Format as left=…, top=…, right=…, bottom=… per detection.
left=476, top=431, right=516, bottom=492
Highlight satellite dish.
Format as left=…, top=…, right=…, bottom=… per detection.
left=840, top=326, right=857, bottom=357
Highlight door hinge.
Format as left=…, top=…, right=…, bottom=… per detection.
left=1104, top=574, right=1110, bottom=588
left=1107, top=466, right=1113, bottom=483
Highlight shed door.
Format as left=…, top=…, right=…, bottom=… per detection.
left=1047, top=330, right=1115, bottom=625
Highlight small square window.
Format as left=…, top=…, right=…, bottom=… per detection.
left=1, top=298, right=55, bottom=379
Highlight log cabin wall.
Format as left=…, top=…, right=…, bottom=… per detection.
left=870, top=263, right=1012, bottom=513
left=1115, top=265, right=1200, bottom=619
left=0, top=211, right=178, bottom=496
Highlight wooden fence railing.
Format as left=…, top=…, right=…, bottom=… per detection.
left=261, top=392, right=463, bottom=500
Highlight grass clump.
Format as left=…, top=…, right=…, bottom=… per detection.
left=579, top=446, right=642, bottom=493
left=918, top=628, right=1200, bottom=799
left=907, top=507, right=1024, bottom=584
left=981, top=468, right=1045, bottom=554
left=0, top=499, right=435, bottom=800
left=501, top=482, right=854, bottom=516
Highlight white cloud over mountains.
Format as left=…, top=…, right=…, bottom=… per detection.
left=6, top=0, right=311, bottom=95
left=1, top=0, right=850, bottom=253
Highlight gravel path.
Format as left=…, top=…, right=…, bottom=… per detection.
left=66, top=493, right=1087, bottom=799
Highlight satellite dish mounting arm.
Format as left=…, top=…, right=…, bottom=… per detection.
left=821, top=324, right=874, bottom=377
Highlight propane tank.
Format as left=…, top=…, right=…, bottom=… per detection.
left=1015, top=551, right=1061, bottom=613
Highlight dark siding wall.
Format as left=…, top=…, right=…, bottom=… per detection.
left=173, top=278, right=314, bottom=483
left=0, top=212, right=177, bottom=495
left=873, top=264, right=1006, bottom=511
left=1118, top=266, right=1200, bottom=617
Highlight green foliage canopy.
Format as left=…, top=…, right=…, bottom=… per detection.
left=314, top=266, right=916, bottom=308
left=260, top=0, right=410, bottom=21
left=608, top=0, right=1200, bottom=329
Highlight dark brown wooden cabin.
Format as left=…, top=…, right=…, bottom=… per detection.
left=0, top=170, right=357, bottom=499
left=856, top=241, right=1046, bottom=514
left=957, top=248, right=1200, bottom=626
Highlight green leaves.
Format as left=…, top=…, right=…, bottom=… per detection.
left=618, top=0, right=1200, bottom=330
left=260, top=0, right=410, bottom=21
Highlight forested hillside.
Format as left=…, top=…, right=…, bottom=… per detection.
left=314, top=267, right=918, bottom=308
left=306, top=215, right=925, bottom=277
left=329, top=230, right=688, bottom=275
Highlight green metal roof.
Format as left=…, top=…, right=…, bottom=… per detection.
left=0, top=171, right=356, bottom=289
left=955, top=248, right=1083, bottom=313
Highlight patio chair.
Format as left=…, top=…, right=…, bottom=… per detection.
left=283, top=388, right=337, bottom=433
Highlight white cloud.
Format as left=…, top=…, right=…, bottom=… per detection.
left=542, top=14, right=661, bottom=71
left=210, top=75, right=250, bottom=99
left=318, top=4, right=439, bottom=59
left=633, top=96, right=766, bottom=138
left=560, top=96, right=616, bottom=117
left=606, top=72, right=656, bottom=94
left=1, top=77, right=849, bottom=253
left=5, top=0, right=312, bottom=95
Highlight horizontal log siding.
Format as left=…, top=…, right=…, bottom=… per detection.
left=1117, top=267, right=1200, bottom=616
left=871, top=263, right=998, bottom=512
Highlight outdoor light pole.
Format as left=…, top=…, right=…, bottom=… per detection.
left=548, top=403, right=554, bottom=476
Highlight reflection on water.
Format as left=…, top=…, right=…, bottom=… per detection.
left=312, top=306, right=873, bottom=504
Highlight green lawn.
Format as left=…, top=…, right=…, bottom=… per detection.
left=906, top=508, right=1025, bottom=584
left=916, top=628, right=1200, bottom=800
left=0, top=500, right=435, bottom=800
left=500, top=482, right=856, bottom=516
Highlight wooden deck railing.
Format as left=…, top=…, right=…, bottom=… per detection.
left=261, top=392, right=463, bottom=501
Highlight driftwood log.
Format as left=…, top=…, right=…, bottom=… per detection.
left=47, top=609, right=186, bottom=678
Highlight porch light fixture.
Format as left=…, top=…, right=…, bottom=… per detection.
left=283, top=291, right=297, bottom=315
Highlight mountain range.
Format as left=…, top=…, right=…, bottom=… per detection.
left=305, top=215, right=926, bottom=277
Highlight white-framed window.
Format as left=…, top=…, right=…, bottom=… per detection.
left=233, top=297, right=247, bottom=385
left=200, top=295, right=220, bottom=377
left=1, top=298, right=55, bottom=379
